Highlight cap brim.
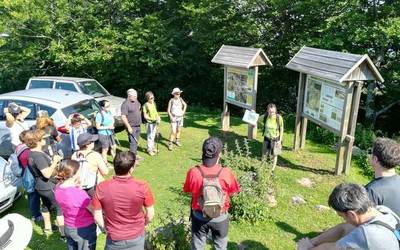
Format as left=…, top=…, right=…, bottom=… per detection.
left=171, top=91, right=183, bottom=94
left=1, top=214, right=32, bottom=249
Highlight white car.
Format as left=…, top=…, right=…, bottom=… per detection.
left=0, top=89, right=101, bottom=158
left=25, top=76, right=125, bottom=126
left=0, top=156, right=21, bottom=214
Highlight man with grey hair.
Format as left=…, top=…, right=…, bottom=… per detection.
left=297, top=183, right=400, bottom=250
left=121, top=89, right=143, bottom=160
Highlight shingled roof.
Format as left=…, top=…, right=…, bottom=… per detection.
left=286, top=46, right=384, bottom=83
left=211, top=45, right=272, bottom=68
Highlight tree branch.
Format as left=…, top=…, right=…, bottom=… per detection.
left=375, top=100, right=400, bottom=118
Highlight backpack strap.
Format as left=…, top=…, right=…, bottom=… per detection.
left=196, top=165, right=223, bottom=178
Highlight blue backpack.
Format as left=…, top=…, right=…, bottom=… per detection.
left=370, top=220, right=400, bottom=245
left=22, top=166, right=36, bottom=193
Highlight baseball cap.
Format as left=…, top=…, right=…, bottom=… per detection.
left=0, top=213, right=32, bottom=250
left=202, top=137, right=223, bottom=167
left=127, top=89, right=137, bottom=97
left=171, top=87, right=183, bottom=95
left=7, top=102, right=21, bottom=116
left=77, top=132, right=99, bottom=147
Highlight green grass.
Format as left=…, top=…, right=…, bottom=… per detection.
left=7, top=109, right=370, bottom=249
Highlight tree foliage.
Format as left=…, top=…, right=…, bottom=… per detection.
left=0, top=0, right=399, bottom=133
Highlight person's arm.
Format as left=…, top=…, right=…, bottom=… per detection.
left=40, top=154, right=62, bottom=179
left=279, top=116, right=284, bottom=142
left=167, top=99, right=173, bottom=120
left=4, top=108, right=15, bottom=128
left=181, top=98, right=187, bottom=114
left=310, top=242, right=337, bottom=250
left=96, top=156, right=109, bottom=176
left=309, top=223, right=354, bottom=247
left=94, top=209, right=105, bottom=230
left=81, top=115, right=92, bottom=128
left=143, top=104, right=151, bottom=122
left=144, top=205, right=155, bottom=225
left=18, top=106, right=31, bottom=121
left=121, top=102, right=133, bottom=133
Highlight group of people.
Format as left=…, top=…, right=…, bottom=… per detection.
left=2, top=87, right=400, bottom=250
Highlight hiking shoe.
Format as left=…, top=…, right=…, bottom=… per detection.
left=148, top=150, right=156, bottom=156
left=175, top=140, right=182, bottom=147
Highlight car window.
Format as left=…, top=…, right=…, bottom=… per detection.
left=12, top=100, right=36, bottom=120
left=29, top=80, right=54, bottom=89
left=62, top=99, right=100, bottom=119
left=79, top=81, right=109, bottom=97
left=37, top=104, right=57, bottom=117
left=55, top=82, right=78, bottom=92
left=0, top=100, right=6, bottom=120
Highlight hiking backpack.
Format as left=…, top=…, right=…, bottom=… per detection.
left=8, top=145, right=29, bottom=177
left=197, top=166, right=225, bottom=218
left=370, top=220, right=400, bottom=245
left=76, top=151, right=98, bottom=190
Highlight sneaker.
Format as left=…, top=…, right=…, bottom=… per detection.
left=43, top=228, right=53, bottom=236
left=168, top=143, right=173, bottom=151
left=175, top=140, right=182, bottom=147
left=148, top=150, right=156, bottom=156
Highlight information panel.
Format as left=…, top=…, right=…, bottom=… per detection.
left=303, top=76, right=347, bottom=133
left=226, top=67, right=255, bottom=109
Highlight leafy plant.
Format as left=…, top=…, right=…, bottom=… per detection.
left=354, top=152, right=374, bottom=179
left=221, top=139, right=275, bottom=223
left=355, top=124, right=377, bottom=150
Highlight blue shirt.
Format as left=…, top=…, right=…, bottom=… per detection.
left=95, top=111, right=113, bottom=136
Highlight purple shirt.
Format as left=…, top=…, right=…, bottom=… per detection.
left=55, top=186, right=94, bottom=228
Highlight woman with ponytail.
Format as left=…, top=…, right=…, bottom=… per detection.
left=55, top=160, right=97, bottom=250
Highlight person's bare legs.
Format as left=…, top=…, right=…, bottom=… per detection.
left=101, top=148, right=108, bottom=163
left=272, top=155, right=278, bottom=171
left=169, top=123, right=176, bottom=150
left=56, top=215, right=65, bottom=236
left=110, top=145, right=116, bottom=159
left=175, top=127, right=182, bottom=147
left=42, top=211, right=51, bottom=231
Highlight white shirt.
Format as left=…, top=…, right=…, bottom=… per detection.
left=9, top=121, right=29, bottom=147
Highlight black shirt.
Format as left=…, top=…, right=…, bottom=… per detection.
left=121, top=99, right=142, bottom=127
left=28, top=151, right=55, bottom=191
left=365, top=174, right=400, bottom=217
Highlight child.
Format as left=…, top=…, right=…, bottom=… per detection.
left=167, top=87, right=187, bottom=150
left=67, top=113, right=91, bottom=152
left=143, top=91, right=161, bottom=156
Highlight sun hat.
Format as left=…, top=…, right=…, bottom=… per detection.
left=0, top=213, right=32, bottom=250
left=77, top=132, right=99, bottom=147
left=171, top=87, right=183, bottom=95
left=202, top=137, right=223, bottom=167
left=127, top=89, right=137, bottom=97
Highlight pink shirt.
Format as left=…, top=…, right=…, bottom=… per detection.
left=55, top=186, right=94, bottom=228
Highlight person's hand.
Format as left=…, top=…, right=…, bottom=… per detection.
left=53, top=154, right=62, bottom=164
left=297, top=238, right=314, bottom=250
left=127, top=127, right=133, bottom=134
left=156, top=116, right=161, bottom=125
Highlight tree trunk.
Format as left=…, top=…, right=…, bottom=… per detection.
left=364, top=81, right=376, bottom=128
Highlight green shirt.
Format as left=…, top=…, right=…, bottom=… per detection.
left=143, top=102, right=159, bottom=122
left=263, top=114, right=283, bottom=139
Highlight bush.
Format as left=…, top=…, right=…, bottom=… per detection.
left=355, top=124, right=377, bottom=150
left=354, top=152, right=374, bottom=179
left=221, top=139, right=275, bottom=223
left=306, top=123, right=337, bottom=146
left=146, top=210, right=191, bottom=250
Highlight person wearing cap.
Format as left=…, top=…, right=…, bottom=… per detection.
left=71, top=133, right=109, bottom=197
left=4, top=102, right=31, bottom=149
left=121, top=88, right=143, bottom=160
left=142, top=91, right=161, bottom=156
left=26, top=129, right=64, bottom=237
left=66, top=113, right=92, bottom=152
left=0, top=213, right=33, bottom=250
left=167, top=87, right=187, bottom=150
left=92, top=151, right=155, bottom=250
left=183, top=137, right=240, bottom=250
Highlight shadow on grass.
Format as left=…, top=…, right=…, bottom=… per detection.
left=275, top=221, right=319, bottom=242
left=278, top=156, right=335, bottom=175
left=228, top=240, right=270, bottom=249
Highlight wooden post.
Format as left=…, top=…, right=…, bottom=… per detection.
left=300, top=117, right=308, bottom=149
left=247, top=67, right=258, bottom=140
left=343, top=81, right=363, bottom=174
left=294, top=73, right=306, bottom=150
left=335, top=82, right=354, bottom=175
left=221, top=66, right=230, bottom=132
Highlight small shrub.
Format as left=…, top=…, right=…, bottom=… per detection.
left=355, top=124, right=377, bottom=150
left=354, top=152, right=374, bottom=179
left=146, top=210, right=191, bottom=250
left=306, top=123, right=337, bottom=146
left=221, top=139, right=275, bottom=223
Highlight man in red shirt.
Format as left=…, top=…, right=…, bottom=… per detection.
left=92, top=151, right=155, bottom=250
left=183, top=137, right=240, bottom=250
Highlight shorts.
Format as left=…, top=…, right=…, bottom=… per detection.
left=262, top=137, right=279, bottom=156
left=170, top=116, right=184, bottom=133
left=98, top=134, right=115, bottom=149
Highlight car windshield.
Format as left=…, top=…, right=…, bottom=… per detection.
left=62, top=99, right=100, bottom=119
left=79, top=81, right=109, bottom=98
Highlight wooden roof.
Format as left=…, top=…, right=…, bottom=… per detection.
left=286, top=46, right=384, bottom=82
left=211, top=45, right=272, bottom=68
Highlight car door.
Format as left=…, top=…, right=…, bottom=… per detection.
left=54, top=81, right=79, bottom=92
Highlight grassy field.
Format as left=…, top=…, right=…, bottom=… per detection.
left=7, top=108, right=370, bottom=249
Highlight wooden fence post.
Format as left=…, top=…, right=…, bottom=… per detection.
left=294, top=73, right=306, bottom=150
